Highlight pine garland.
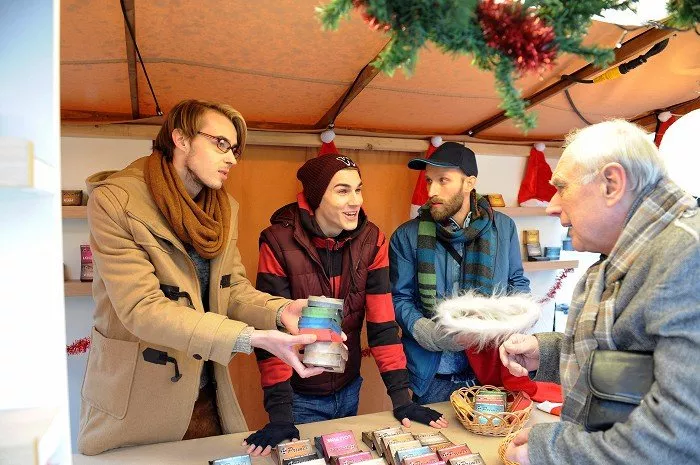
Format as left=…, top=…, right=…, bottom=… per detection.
left=317, top=0, right=696, bottom=132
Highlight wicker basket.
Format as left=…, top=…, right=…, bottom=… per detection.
left=449, top=385, right=532, bottom=437
left=498, top=432, right=520, bottom=465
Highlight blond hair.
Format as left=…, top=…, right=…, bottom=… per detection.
left=563, top=119, right=667, bottom=195
left=153, top=99, right=247, bottom=161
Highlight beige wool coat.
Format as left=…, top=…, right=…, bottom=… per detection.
left=77, top=157, right=288, bottom=455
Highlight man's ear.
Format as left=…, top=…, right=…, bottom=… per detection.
left=171, top=128, right=188, bottom=152
left=600, top=162, right=627, bottom=206
left=463, top=175, right=477, bottom=193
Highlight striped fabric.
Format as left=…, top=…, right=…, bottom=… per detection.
left=560, top=178, right=697, bottom=423
left=255, top=204, right=411, bottom=419
left=415, top=192, right=495, bottom=316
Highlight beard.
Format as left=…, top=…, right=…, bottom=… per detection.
left=430, top=190, right=464, bottom=222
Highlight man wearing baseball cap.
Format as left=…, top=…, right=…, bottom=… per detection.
left=244, top=153, right=448, bottom=456
left=390, top=142, right=530, bottom=404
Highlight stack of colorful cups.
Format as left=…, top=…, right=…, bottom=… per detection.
left=300, top=296, right=348, bottom=373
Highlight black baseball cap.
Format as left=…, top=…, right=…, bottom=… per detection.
left=408, top=141, right=478, bottom=177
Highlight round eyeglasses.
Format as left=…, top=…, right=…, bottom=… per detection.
left=197, top=131, right=242, bottom=160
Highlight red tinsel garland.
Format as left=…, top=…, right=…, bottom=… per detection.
left=537, top=268, right=574, bottom=304
left=352, top=0, right=391, bottom=31
left=66, top=336, right=91, bottom=355
left=477, top=0, right=557, bottom=74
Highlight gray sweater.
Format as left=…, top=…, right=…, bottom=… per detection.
left=529, top=208, right=700, bottom=464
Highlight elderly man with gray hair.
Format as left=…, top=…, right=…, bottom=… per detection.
left=500, top=119, right=700, bottom=464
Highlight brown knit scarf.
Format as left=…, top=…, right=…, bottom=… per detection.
left=144, top=150, right=230, bottom=259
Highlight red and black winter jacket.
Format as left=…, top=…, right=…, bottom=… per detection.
left=255, top=194, right=411, bottom=422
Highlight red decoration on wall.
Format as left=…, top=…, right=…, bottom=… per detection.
left=67, top=336, right=91, bottom=355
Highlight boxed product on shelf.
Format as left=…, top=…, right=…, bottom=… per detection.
left=80, top=244, right=93, bottom=282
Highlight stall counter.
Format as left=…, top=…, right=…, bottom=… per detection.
left=73, top=401, right=558, bottom=465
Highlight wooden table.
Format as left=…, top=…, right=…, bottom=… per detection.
left=73, top=402, right=558, bottom=465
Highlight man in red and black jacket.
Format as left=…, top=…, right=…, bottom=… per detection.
left=243, top=154, right=448, bottom=456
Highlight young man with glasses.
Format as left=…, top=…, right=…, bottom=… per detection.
left=77, top=99, right=323, bottom=455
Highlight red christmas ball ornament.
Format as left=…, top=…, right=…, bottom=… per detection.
left=477, top=0, right=558, bottom=74
left=352, top=0, right=391, bottom=31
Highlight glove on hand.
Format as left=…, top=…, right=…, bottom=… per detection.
left=393, top=402, right=443, bottom=425
left=244, top=421, right=299, bottom=450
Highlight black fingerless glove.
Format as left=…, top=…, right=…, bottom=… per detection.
left=393, top=402, right=443, bottom=425
left=244, top=421, right=299, bottom=450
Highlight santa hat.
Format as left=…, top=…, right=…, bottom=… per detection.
left=409, top=136, right=443, bottom=218
left=434, top=292, right=564, bottom=404
left=517, top=143, right=556, bottom=207
left=654, top=111, right=678, bottom=147
left=319, top=128, right=339, bottom=156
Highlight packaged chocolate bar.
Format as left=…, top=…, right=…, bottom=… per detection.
left=387, top=440, right=422, bottom=465
left=413, top=432, right=450, bottom=447
left=402, top=452, right=441, bottom=465
left=447, top=453, right=485, bottom=465
left=320, top=430, right=360, bottom=460
left=299, top=460, right=327, bottom=465
left=274, top=439, right=316, bottom=465
left=361, top=431, right=376, bottom=450
left=285, top=454, right=322, bottom=465
left=370, top=426, right=406, bottom=454
left=427, top=443, right=454, bottom=453
left=352, top=460, right=386, bottom=465
left=395, top=446, right=432, bottom=465
left=380, top=433, right=415, bottom=458
left=209, top=454, right=252, bottom=465
left=475, top=390, right=506, bottom=425
left=437, top=445, right=473, bottom=462
left=80, top=244, right=93, bottom=282
left=331, top=451, right=373, bottom=465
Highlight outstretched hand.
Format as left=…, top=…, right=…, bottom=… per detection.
left=250, top=330, right=325, bottom=378
left=393, top=402, right=448, bottom=429
left=242, top=421, right=300, bottom=457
